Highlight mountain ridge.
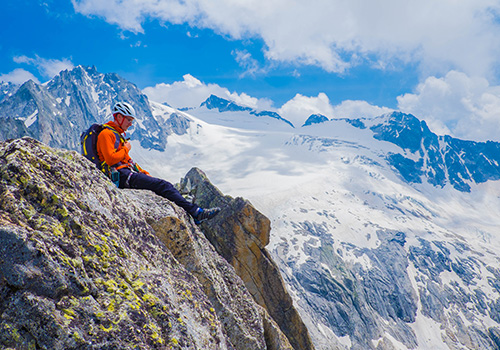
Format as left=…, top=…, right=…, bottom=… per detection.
left=355, top=112, right=500, bottom=191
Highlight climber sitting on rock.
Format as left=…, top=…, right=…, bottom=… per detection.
left=97, top=101, right=220, bottom=224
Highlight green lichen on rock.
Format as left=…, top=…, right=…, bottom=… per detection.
left=0, top=138, right=229, bottom=349
left=0, top=137, right=298, bottom=350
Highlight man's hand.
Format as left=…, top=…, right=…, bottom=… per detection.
left=124, top=141, right=132, bottom=151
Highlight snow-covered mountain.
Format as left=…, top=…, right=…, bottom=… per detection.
left=0, top=82, right=18, bottom=103
left=0, top=66, right=189, bottom=151
left=303, top=114, right=329, bottom=127
left=199, top=94, right=295, bottom=127
left=358, top=113, right=500, bottom=192
left=2, top=66, right=500, bottom=349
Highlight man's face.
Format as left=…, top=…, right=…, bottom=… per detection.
left=117, top=113, right=134, bottom=131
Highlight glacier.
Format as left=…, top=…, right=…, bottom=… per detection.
left=136, top=100, right=500, bottom=350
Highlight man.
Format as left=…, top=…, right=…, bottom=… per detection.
left=97, top=101, right=220, bottom=223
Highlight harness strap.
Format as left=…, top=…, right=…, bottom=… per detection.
left=100, top=124, right=141, bottom=188
left=125, top=172, right=134, bottom=188
left=100, top=124, right=132, bottom=174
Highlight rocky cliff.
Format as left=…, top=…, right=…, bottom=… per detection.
left=0, top=137, right=302, bottom=349
left=178, top=168, right=315, bottom=350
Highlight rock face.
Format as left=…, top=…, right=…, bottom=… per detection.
left=0, top=137, right=293, bottom=350
left=178, top=168, right=315, bottom=350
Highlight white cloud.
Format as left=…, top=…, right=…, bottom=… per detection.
left=143, top=74, right=273, bottom=109
left=144, top=74, right=393, bottom=128
left=278, top=93, right=334, bottom=127
left=232, top=49, right=266, bottom=77
left=331, top=100, right=393, bottom=119
left=14, top=55, right=74, bottom=80
left=278, top=94, right=393, bottom=127
left=72, top=0, right=500, bottom=77
left=397, top=71, right=500, bottom=142
left=0, top=68, right=40, bottom=85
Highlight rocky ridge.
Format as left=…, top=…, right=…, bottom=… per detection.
left=200, top=94, right=295, bottom=128
left=0, top=137, right=302, bottom=349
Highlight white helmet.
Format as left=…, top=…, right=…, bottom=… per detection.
left=112, top=102, right=136, bottom=119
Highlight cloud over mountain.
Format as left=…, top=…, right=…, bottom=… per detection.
left=0, top=69, right=39, bottom=85
left=142, top=74, right=273, bottom=110
left=398, top=71, right=500, bottom=141
left=13, top=55, right=74, bottom=80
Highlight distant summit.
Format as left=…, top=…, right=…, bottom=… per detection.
left=201, top=94, right=253, bottom=113
left=303, top=114, right=329, bottom=127
left=200, top=94, right=295, bottom=127
left=354, top=112, right=500, bottom=191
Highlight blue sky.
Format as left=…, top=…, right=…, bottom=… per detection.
left=3, top=0, right=500, bottom=140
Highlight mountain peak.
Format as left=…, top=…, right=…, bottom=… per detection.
left=303, top=114, right=329, bottom=127
left=350, top=111, right=500, bottom=191
left=200, top=94, right=253, bottom=113
left=199, top=95, right=295, bottom=127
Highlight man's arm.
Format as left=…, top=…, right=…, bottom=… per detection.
left=97, top=129, right=131, bottom=167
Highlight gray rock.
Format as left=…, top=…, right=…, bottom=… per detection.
left=0, top=137, right=292, bottom=349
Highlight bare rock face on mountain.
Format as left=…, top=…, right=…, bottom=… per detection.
left=179, top=168, right=315, bottom=350
left=0, top=137, right=292, bottom=350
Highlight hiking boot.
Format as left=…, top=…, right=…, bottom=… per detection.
left=194, top=207, right=221, bottom=224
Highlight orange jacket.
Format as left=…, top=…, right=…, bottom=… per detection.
left=96, top=121, right=149, bottom=175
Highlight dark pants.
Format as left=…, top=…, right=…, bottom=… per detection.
left=118, top=169, right=199, bottom=217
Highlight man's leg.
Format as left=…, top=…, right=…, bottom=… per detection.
left=127, top=172, right=200, bottom=216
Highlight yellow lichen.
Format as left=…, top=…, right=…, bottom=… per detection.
left=72, top=331, right=84, bottom=343
left=56, top=207, right=69, bottom=218
left=127, top=300, right=141, bottom=310
left=99, top=324, right=113, bottom=332
left=62, top=308, right=76, bottom=320
left=131, top=280, right=145, bottom=291
left=51, top=194, right=59, bottom=204
left=142, top=293, right=159, bottom=306
left=10, top=327, right=21, bottom=342
left=107, top=300, right=115, bottom=312
left=111, top=310, right=128, bottom=325
left=51, top=222, right=65, bottom=237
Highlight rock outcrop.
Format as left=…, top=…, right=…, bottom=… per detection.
left=0, top=137, right=293, bottom=349
left=179, top=168, right=315, bottom=350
